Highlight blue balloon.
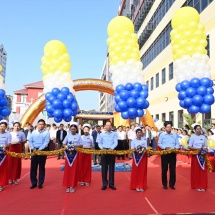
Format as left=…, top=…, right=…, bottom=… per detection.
left=63, top=109, right=73, bottom=118
left=52, top=88, right=61, bottom=96
left=0, top=115, right=3, bottom=120
left=0, top=98, right=8, bottom=107
left=61, top=87, right=70, bottom=95
left=154, top=118, right=158, bottom=122
left=130, top=89, right=140, bottom=99
left=67, top=93, right=74, bottom=102
left=64, top=116, right=72, bottom=122
left=48, top=95, right=56, bottom=103
left=142, top=85, right=148, bottom=91
left=143, top=100, right=149, bottom=109
left=128, top=108, right=138, bottom=119
left=72, top=110, right=78, bottom=116
left=45, top=92, right=52, bottom=100
left=184, top=97, right=192, bottom=108
left=114, top=95, right=121, bottom=103
left=63, top=99, right=71, bottom=108
left=115, top=105, right=121, bottom=112
left=121, top=111, right=129, bottom=119
left=186, top=87, right=196, bottom=98
left=125, top=83, right=133, bottom=91
left=179, top=100, right=185, bottom=108
left=118, top=101, right=128, bottom=111
left=203, top=94, right=214, bottom=105
left=119, top=90, right=130, bottom=101
left=71, top=101, right=78, bottom=111
left=175, top=83, right=181, bottom=92
left=196, top=86, right=207, bottom=96
left=207, top=87, right=214, bottom=94
left=188, top=105, right=200, bottom=114
left=0, top=89, right=5, bottom=97
left=137, top=109, right=144, bottom=117
left=136, top=97, right=146, bottom=109
left=53, top=109, right=63, bottom=118
left=139, top=90, right=148, bottom=99
left=180, top=80, right=190, bottom=91
left=190, top=78, right=200, bottom=88
left=46, top=101, right=51, bottom=106
left=133, top=83, right=142, bottom=91
left=54, top=117, right=62, bottom=123
left=1, top=108, right=11, bottom=116
left=192, top=95, right=203, bottom=107
left=126, top=97, right=136, bottom=108
left=200, top=104, right=211, bottom=114
left=46, top=105, right=54, bottom=113
left=48, top=112, right=54, bottom=117
left=200, top=78, right=211, bottom=87
left=116, top=84, right=125, bottom=93
left=210, top=80, right=214, bottom=87
left=52, top=99, right=63, bottom=109
left=57, top=93, right=67, bottom=101
left=178, top=91, right=186, bottom=100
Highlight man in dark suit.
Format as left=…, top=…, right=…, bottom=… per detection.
left=56, top=124, right=67, bottom=159
left=92, top=125, right=101, bottom=165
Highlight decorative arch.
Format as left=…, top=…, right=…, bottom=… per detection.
left=20, top=78, right=155, bottom=128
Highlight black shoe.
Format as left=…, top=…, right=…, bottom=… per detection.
left=163, top=186, right=168, bottom=190
left=122, top=158, right=125, bottom=160
left=93, top=162, right=97, bottom=165
left=38, top=185, right=43, bottom=189
left=109, top=185, right=116, bottom=190
left=62, top=158, right=64, bottom=160
left=101, top=185, right=107, bottom=190
left=170, top=186, right=175, bottom=190
left=57, top=158, right=60, bottom=160
left=30, top=184, right=37, bottom=189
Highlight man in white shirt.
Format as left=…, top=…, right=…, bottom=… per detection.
left=50, top=123, right=58, bottom=150
left=145, top=125, right=153, bottom=147
left=117, top=126, right=126, bottom=160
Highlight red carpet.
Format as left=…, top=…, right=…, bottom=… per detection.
left=1, top=155, right=215, bottom=215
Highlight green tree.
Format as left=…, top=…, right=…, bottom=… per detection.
left=182, top=113, right=201, bottom=130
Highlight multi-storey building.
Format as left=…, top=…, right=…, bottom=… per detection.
left=0, top=44, right=7, bottom=82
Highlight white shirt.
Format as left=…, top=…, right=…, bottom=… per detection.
left=131, top=137, right=147, bottom=149
left=63, top=133, right=81, bottom=145
left=128, top=129, right=136, bottom=140
left=188, top=134, right=207, bottom=149
left=81, top=135, right=94, bottom=148
left=117, top=131, right=126, bottom=140
left=10, top=131, right=26, bottom=144
left=151, top=131, right=157, bottom=138
left=211, top=128, right=215, bottom=134
left=50, top=128, right=57, bottom=140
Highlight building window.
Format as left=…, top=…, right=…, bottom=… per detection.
left=202, top=111, right=211, bottom=127
left=150, top=77, right=154, bottom=91
left=178, top=110, right=183, bottom=128
left=169, top=111, right=174, bottom=126
left=206, top=35, right=210, bottom=57
left=156, top=73, right=159, bottom=88
left=162, top=113, right=166, bottom=122
left=169, top=62, right=173, bottom=80
left=155, top=114, right=159, bottom=120
left=162, top=68, right=166, bottom=84
left=183, top=0, right=213, bottom=13
left=146, top=81, right=149, bottom=88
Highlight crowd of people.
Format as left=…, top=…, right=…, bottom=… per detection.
left=0, top=119, right=214, bottom=193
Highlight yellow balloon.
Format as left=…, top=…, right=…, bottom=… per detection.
left=0, top=65, right=2, bottom=71
left=171, top=7, right=200, bottom=29
left=107, top=16, right=134, bottom=37
left=181, top=137, right=189, bottom=146
left=44, top=40, right=67, bottom=56
left=207, top=139, right=215, bottom=148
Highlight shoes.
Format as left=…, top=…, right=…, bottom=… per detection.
left=9, top=180, right=13, bottom=185
left=0, top=186, right=3, bottom=192
left=129, top=157, right=132, bottom=160
left=196, top=189, right=202, bottom=192
left=30, top=184, right=37, bottom=189
left=201, top=189, right=206, bottom=192
left=38, top=185, right=43, bottom=189
left=80, top=182, right=85, bottom=186
left=136, top=188, right=140, bottom=192
left=62, top=158, right=65, bottom=160
left=109, top=185, right=116, bottom=190
left=66, top=188, right=70, bottom=193
left=139, top=189, right=144, bottom=192
left=70, top=187, right=75, bottom=193
left=57, top=158, right=60, bottom=160
left=163, top=186, right=168, bottom=190
left=93, top=162, right=97, bottom=165
left=101, top=185, right=107, bottom=190
left=85, top=183, right=89, bottom=186
left=14, top=180, right=19, bottom=185
left=170, top=186, right=175, bottom=190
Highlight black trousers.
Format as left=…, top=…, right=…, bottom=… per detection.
left=161, top=153, right=176, bottom=187
left=117, top=140, right=125, bottom=159
left=58, top=142, right=64, bottom=159
left=30, top=154, right=47, bottom=186
left=93, top=142, right=101, bottom=164
left=101, top=154, right=115, bottom=186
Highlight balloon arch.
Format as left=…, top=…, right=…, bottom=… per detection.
left=20, top=78, right=156, bottom=128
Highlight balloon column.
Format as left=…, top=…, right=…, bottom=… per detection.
left=106, top=16, right=149, bottom=119
left=171, top=7, right=214, bottom=114
left=40, top=40, right=78, bottom=123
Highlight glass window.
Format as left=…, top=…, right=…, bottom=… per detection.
left=169, top=111, right=174, bottom=125
left=156, top=73, right=159, bottom=88
left=150, top=77, right=154, bottom=91
left=162, top=68, right=166, bottom=84
left=169, top=62, right=173, bottom=80
left=162, top=113, right=166, bottom=122
left=155, top=114, right=159, bottom=120
left=146, top=80, right=149, bottom=88
left=178, top=110, right=183, bottom=128
left=206, top=35, right=210, bottom=57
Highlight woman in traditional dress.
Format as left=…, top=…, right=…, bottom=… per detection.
left=62, top=122, right=82, bottom=193
left=79, top=124, right=94, bottom=186
left=0, top=121, right=11, bottom=191
left=8, top=122, right=26, bottom=185
left=130, top=128, right=148, bottom=192
left=188, top=125, right=207, bottom=192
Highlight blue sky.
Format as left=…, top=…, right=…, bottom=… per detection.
left=1, top=0, right=120, bottom=110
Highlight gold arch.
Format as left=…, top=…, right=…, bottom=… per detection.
left=20, top=78, right=155, bottom=128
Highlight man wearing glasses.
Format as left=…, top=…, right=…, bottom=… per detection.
left=28, top=119, right=50, bottom=189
